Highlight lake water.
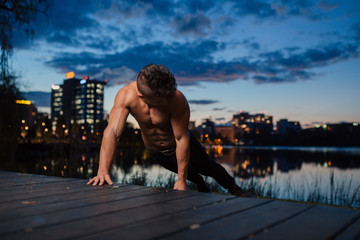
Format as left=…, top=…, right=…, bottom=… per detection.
left=8, top=144, right=360, bottom=208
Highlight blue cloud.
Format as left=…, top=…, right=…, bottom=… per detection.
left=188, top=100, right=219, bottom=105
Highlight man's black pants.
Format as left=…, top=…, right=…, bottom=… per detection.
left=150, top=132, right=236, bottom=191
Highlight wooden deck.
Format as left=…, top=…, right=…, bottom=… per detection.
left=0, top=170, right=359, bottom=240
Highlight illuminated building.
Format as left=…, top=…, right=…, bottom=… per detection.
left=51, top=76, right=107, bottom=134
left=200, top=118, right=215, bottom=136
left=231, top=111, right=273, bottom=144
left=215, top=126, right=234, bottom=142
left=15, top=100, right=37, bottom=140
left=276, top=119, right=302, bottom=135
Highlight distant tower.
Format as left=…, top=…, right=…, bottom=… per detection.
left=51, top=74, right=107, bottom=134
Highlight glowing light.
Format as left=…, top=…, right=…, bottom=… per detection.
left=21, top=120, right=25, bottom=124
left=80, top=79, right=87, bottom=84
left=354, top=122, right=359, bottom=127
left=65, top=72, right=75, bottom=79
left=82, top=136, right=86, bottom=141
left=62, top=124, right=66, bottom=128
left=42, top=122, right=45, bottom=126
left=51, top=84, right=60, bottom=90
left=25, top=126, right=29, bottom=130
left=105, top=79, right=108, bottom=82
left=16, top=100, right=31, bottom=105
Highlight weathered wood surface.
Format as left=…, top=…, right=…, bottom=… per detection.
left=0, top=170, right=359, bottom=240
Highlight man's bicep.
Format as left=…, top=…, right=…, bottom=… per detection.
left=170, top=98, right=190, bottom=140
left=107, top=92, right=130, bottom=137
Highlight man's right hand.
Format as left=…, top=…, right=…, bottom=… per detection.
left=87, top=173, right=113, bottom=186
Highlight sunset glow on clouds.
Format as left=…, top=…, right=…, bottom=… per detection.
left=13, top=0, right=360, bottom=126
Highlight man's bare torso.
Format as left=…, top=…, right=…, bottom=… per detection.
left=121, top=82, right=180, bottom=151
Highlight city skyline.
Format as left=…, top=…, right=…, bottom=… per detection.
left=11, top=0, right=360, bottom=127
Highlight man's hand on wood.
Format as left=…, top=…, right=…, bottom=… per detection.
left=87, top=173, right=113, bottom=186
left=173, top=179, right=187, bottom=191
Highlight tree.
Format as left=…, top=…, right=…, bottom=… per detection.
left=0, top=0, right=50, bottom=169
left=1, top=0, right=50, bottom=97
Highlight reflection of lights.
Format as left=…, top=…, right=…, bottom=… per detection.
left=328, top=161, right=331, bottom=167
left=134, top=159, right=138, bottom=165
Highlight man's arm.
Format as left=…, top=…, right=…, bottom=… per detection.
left=169, top=91, right=190, bottom=191
left=87, top=88, right=130, bottom=186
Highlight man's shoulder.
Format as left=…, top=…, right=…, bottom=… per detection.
left=168, top=90, right=189, bottom=112
left=115, top=81, right=138, bottom=106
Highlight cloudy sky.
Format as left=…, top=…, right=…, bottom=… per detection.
left=12, top=0, right=360, bottom=127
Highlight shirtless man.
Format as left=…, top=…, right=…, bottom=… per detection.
left=87, top=64, right=251, bottom=197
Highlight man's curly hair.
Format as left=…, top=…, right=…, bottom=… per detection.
left=137, top=64, right=177, bottom=98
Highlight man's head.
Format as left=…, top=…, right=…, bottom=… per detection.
left=136, top=64, right=177, bottom=100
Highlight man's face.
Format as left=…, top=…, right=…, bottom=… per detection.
left=139, top=95, right=168, bottom=107
left=137, top=77, right=168, bottom=107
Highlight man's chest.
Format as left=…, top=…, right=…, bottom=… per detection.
left=130, top=104, right=171, bottom=127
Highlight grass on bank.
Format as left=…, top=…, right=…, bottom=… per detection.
left=118, top=171, right=360, bottom=209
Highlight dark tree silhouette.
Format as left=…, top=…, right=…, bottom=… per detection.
left=0, top=0, right=50, bottom=169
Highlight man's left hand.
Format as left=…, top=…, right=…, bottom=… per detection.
left=174, top=180, right=187, bottom=191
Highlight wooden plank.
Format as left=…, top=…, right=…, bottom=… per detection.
left=0, top=171, right=33, bottom=177
left=250, top=205, right=360, bottom=240
left=80, top=196, right=273, bottom=240
left=0, top=179, right=88, bottom=196
left=154, top=201, right=314, bottom=240
left=0, top=185, right=152, bottom=221
left=0, top=184, right=145, bottom=212
left=4, top=193, right=233, bottom=240
left=334, top=216, right=360, bottom=240
left=0, top=189, right=198, bottom=236
left=0, top=175, right=72, bottom=188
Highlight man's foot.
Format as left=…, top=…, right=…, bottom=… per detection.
left=228, top=184, right=255, bottom=198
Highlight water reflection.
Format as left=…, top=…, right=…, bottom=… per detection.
left=4, top=144, right=360, bottom=207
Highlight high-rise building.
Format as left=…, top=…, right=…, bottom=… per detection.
left=51, top=76, right=107, bottom=134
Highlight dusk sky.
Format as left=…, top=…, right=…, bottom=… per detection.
left=12, top=0, right=360, bottom=127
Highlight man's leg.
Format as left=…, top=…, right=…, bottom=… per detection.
left=188, top=132, right=252, bottom=197
left=150, top=153, right=210, bottom=192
